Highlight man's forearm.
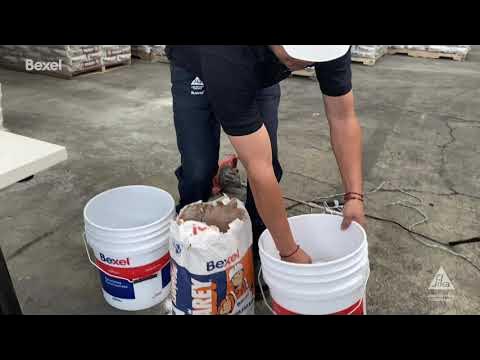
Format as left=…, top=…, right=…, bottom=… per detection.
left=330, top=115, right=363, bottom=194
left=246, top=165, right=298, bottom=255
left=228, top=126, right=297, bottom=256
left=324, top=92, right=363, bottom=194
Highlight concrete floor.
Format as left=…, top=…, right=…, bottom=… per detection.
left=1, top=47, right=479, bottom=315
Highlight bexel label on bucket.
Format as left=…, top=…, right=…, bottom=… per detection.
left=100, top=253, right=130, bottom=266
left=100, top=274, right=135, bottom=299
left=96, top=253, right=171, bottom=300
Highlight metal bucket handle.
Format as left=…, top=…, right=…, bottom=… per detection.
left=82, top=232, right=134, bottom=283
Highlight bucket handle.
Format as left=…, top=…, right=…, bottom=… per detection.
left=257, top=266, right=277, bottom=315
left=258, top=265, right=370, bottom=315
left=82, top=232, right=134, bottom=284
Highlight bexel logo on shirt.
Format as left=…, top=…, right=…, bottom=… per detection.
left=191, top=77, right=205, bottom=96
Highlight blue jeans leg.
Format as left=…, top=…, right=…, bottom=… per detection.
left=170, top=64, right=221, bottom=213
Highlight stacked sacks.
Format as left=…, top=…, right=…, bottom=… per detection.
left=388, top=45, right=471, bottom=56
left=101, top=45, right=131, bottom=66
left=150, top=45, right=167, bottom=57
left=0, top=45, right=102, bottom=75
left=389, top=45, right=428, bottom=51
left=426, top=45, right=471, bottom=55
left=351, top=45, right=388, bottom=60
left=131, top=45, right=152, bottom=57
left=131, top=45, right=167, bottom=59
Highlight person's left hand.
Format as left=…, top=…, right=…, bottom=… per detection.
left=341, top=199, right=366, bottom=230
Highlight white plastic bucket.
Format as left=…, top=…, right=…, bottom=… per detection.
left=259, top=214, right=369, bottom=315
left=83, top=185, right=175, bottom=311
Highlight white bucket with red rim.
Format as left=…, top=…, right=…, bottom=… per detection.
left=83, top=185, right=175, bottom=311
left=259, top=214, right=369, bottom=315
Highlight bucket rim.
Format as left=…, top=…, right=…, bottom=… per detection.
left=261, top=257, right=369, bottom=284
left=83, top=185, right=175, bottom=232
left=84, top=207, right=173, bottom=232
left=260, top=245, right=367, bottom=276
left=87, top=232, right=170, bottom=256
left=266, top=268, right=370, bottom=299
left=259, top=214, right=367, bottom=268
left=85, top=225, right=170, bottom=246
left=85, top=216, right=171, bottom=239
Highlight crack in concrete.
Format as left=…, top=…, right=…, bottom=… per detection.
left=438, top=120, right=456, bottom=192
left=433, top=119, right=480, bottom=200
left=6, top=215, right=79, bottom=262
left=445, top=116, right=480, bottom=124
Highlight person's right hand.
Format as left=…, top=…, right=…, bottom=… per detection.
left=268, top=45, right=314, bottom=72
left=283, top=247, right=312, bottom=264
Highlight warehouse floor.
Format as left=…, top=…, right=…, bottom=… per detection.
left=1, top=47, right=479, bottom=315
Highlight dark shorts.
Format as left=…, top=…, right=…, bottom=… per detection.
left=167, top=46, right=353, bottom=137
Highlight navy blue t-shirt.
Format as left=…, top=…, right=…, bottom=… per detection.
left=166, top=45, right=352, bottom=136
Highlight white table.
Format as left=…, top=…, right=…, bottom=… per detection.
left=0, top=131, right=67, bottom=314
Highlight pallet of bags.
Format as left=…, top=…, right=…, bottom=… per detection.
left=131, top=45, right=169, bottom=63
left=131, top=45, right=152, bottom=59
left=388, top=45, right=471, bottom=61
left=101, top=45, right=131, bottom=68
left=351, top=45, right=388, bottom=66
left=293, top=45, right=388, bottom=73
left=0, top=45, right=103, bottom=78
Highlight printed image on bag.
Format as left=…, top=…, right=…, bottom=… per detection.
left=169, top=196, right=255, bottom=315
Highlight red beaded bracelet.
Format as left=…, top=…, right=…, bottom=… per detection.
left=280, top=244, right=300, bottom=259
left=344, top=194, right=364, bottom=203
left=345, top=192, right=364, bottom=198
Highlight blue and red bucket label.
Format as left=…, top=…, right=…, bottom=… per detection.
left=100, top=273, right=136, bottom=299
left=96, top=252, right=171, bottom=300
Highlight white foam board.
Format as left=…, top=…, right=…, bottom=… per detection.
left=0, top=131, right=67, bottom=190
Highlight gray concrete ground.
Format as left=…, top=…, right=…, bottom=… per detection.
left=1, top=47, right=479, bottom=315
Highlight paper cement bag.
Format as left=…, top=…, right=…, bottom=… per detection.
left=170, top=196, right=255, bottom=315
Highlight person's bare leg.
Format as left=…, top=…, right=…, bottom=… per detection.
left=229, top=125, right=311, bottom=263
